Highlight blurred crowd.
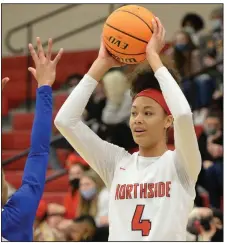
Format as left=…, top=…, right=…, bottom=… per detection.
left=4, top=6, right=223, bottom=242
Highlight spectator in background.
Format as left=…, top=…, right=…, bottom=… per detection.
left=198, top=110, right=222, bottom=163
left=200, top=7, right=223, bottom=111
left=49, top=136, right=74, bottom=170
left=48, top=73, right=84, bottom=171
left=205, top=132, right=223, bottom=209
left=68, top=215, right=109, bottom=241
left=34, top=201, right=68, bottom=241
left=63, top=157, right=89, bottom=219
left=66, top=152, right=89, bottom=168
left=211, top=208, right=223, bottom=241
left=210, top=7, right=223, bottom=32
left=47, top=203, right=73, bottom=242
left=200, top=7, right=223, bottom=68
left=34, top=201, right=53, bottom=241
left=181, top=13, right=205, bottom=46
left=67, top=215, right=96, bottom=241
left=64, top=73, right=83, bottom=93
left=34, top=200, right=56, bottom=241
left=33, top=200, right=48, bottom=230
left=187, top=207, right=223, bottom=241
left=77, top=169, right=109, bottom=227
left=84, top=80, right=108, bottom=140
left=196, top=110, right=223, bottom=209
left=172, top=31, right=216, bottom=124
left=209, top=7, right=223, bottom=65
left=102, top=69, right=137, bottom=151
left=173, top=30, right=201, bottom=77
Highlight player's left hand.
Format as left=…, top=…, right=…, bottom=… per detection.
left=2, top=77, right=10, bottom=91
left=28, top=37, right=63, bottom=88
left=146, top=17, right=166, bottom=57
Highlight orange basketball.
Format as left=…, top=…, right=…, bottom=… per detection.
left=103, top=5, right=155, bottom=64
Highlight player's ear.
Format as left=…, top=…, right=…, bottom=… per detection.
left=164, top=115, right=173, bottom=130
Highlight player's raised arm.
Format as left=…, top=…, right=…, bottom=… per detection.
left=2, top=38, right=63, bottom=242
left=146, top=18, right=201, bottom=183
left=54, top=40, right=129, bottom=187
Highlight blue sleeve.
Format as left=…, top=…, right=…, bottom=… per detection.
left=2, top=85, right=52, bottom=241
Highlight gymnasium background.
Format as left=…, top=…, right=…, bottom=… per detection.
left=2, top=3, right=222, bottom=55
left=2, top=3, right=223, bottom=242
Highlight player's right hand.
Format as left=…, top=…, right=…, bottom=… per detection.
left=87, top=37, right=124, bottom=82
left=28, top=37, right=63, bottom=88
left=97, top=37, right=123, bottom=69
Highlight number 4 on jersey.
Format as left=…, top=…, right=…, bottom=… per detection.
left=132, top=205, right=151, bottom=236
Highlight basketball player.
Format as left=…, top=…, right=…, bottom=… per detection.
left=2, top=38, right=63, bottom=241
left=55, top=17, right=201, bottom=241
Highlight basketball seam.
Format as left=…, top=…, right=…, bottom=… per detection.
left=104, top=39, right=146, bottom=56
left=105, top=23, right=148, bottom=44
left=116, top=9, right=153, bottom=34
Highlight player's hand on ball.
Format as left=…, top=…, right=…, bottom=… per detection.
left=88, top=36, right=124, bottom=82
left=28, top=37, right=63, bottom=87
left=146, top=17, right=166, bottom=57
left=2, top=77, right=10, bottom=91
left=98, top=38, right=123, bottom=69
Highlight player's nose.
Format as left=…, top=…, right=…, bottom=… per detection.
left=134, top=113, right=144, bottom=124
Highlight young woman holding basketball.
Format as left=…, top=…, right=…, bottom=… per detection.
left=55, top=17, right=201, bottom=241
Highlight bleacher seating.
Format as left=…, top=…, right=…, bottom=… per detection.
left=2, top=50, right=98, bottom=204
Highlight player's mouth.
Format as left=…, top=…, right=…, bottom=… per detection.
left=134, top=128, right=146, bottom=135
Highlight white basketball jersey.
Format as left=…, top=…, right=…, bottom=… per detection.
left=108, top=150, right=195, bottom=241
left=55, top=71, right=201, bottom=241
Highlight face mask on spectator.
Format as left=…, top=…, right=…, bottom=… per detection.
left=69, top=178, right=80, bottom=190
left=211, top=19, right=222, bottom=30
left=184, top=26, right=195, bottom=34
left=175, top=44, right=189, bottom=51
left=80, top=188, right=97, bottom=200
left=207, top=47, right=217, bottom=58
left=204, top=127, right=217, bottom=136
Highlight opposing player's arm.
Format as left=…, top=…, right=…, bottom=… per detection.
left=55, top=52, right=129, bottom=187
left=147, top=18, right=201, bottom=184
left=2, top=38, right=62, bottom=240
left=2, top=86, right=53, bottom=239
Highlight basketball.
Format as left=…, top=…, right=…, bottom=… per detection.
left=103, top=5, right=155, bottom=64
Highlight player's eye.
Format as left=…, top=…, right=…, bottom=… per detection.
left=131, top=111, right=137, bottom=116
left=145, top=111, right=153, bottom=116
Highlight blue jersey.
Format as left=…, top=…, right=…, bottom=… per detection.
left=2, top=86, right=52, bottom=241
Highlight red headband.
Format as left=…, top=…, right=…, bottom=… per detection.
left=134, top=89, right=171, bottom=115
